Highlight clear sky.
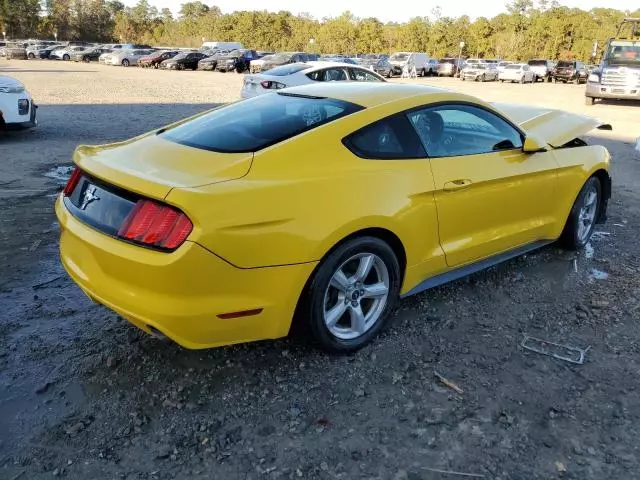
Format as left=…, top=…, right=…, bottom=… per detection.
left=125, top=0, right=639, bottom=23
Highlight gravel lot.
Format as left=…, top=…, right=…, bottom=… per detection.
left=1, top=59, right=640, bottom=480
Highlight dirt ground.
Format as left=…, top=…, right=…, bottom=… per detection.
left=1, top=59, right=639, bottom=480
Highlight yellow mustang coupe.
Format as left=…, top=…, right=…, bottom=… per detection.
left=56, top=83, right=612, bottom=352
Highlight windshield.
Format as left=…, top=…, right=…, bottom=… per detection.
left=605, top=41, right=640, bottom=64
left=172, top=52, right=189, bottom=60
left=390, top=53, right=408, bottom=61
left=528, top=60, right=546, bottom=66
left=440, top=58, right=455, bottom=64
left=556, top=61, right=574, bottom=68
left=505, top=65, right=520, bottom=70
left=162, top=93, right=363, bottom=153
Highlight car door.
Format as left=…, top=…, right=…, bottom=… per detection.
left=407, top=103, right=559, bottom=267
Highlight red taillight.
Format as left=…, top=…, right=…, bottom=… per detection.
left=118, top=199, right=193, bottom=250
left=63, top=167, right=82, bottom=196
left=260, top=80, right=286, bottom=90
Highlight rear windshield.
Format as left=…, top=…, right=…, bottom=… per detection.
left=440, top=58, right=455, bottom=64
left=264, top=64, right=310, bottom=76
left=556, top=61, right=574, bottom=67
left=505, top=65, right=520, bottom=69
left=528, top=60, right=546, bottom=66
left=162, top=93, right=363, bottom=153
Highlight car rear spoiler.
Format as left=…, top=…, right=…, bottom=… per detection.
left=492, top=103, right=612, bottom=148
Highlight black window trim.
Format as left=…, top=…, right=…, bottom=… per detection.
left=343, top=100, right=525, bottom=161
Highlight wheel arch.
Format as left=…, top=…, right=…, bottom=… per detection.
left=290, top=226, right=407, bottom=336
left=591, top=168, right=611, bottom=223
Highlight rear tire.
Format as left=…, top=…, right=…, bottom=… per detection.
left=559, top=177, right=602, bottom=250
left=122, top=59, right=129, bottom=67
left=297, top=237, right=401, bottom=353
left=28, top=53, right=35, bottom=59
left=520, top=76, right=525, bottom=84
left=585, top=96, right=596, bottom=106
left=63, top=54, right=70, bottom=61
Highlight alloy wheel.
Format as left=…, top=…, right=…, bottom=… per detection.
left=577, top=186, right=598, bottom=242
left=323, top=253, right=390, bottom=340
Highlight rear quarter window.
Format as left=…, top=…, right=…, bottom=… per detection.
left=343, top=114, right=426, bottom=160
left=162, top=93, right=363, bottom=153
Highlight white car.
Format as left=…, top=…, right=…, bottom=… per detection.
left=498, top=63, right=536, bottom=83
left=0, top=76, right=37, bottom=129
left=496, top=61, right=514, bottom=73
left=50, top=46, right=87, bottom=61
left=241, top=61, right=386, bottom=99
left=106, top=49, right=156, bottom=67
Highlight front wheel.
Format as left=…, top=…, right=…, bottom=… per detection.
left=298, top=237, right=401, bottom=353
left=28, top=53, right=35, bottom=59
left=520, top=76, right=525, bottom=84
left=585, top=96, right=596, bottom=106
left=560, top=177, right=602, bottom=250
left=63, top=54, right=70, bottom=61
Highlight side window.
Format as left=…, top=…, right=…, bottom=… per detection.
left=407, top=104, right=523, bottom=158
left=349, top=68, right=383, bottom=82
left=343, top=114, right=426, bottom=160
left=324, top=68, right=348, bottom=81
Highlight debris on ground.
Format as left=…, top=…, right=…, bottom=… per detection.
left=434, top=370, right=464, bottom=394
left=589, top=269, right=609, bottom=280
left=521, top=335, right=591, bottom=364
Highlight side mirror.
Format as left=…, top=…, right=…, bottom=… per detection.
left=523, top=135, right=548, bottom=153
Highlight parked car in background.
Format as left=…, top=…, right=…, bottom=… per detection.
left=197, top=50, right=227, bottom=71
left=437, top=58, right=463, bottom=77
left=161, top=51, right=208, bottom=70
left=527, top=59, right=555, bottom=82
left=241, top=61, right=386, bottom=98
left=552, top=60, right=588, bottom=84
left=26, top=44, right=59, bottom=59
left=425, top=58, right=440, bottom=75
left=0, top=75, right=37, bottom=129
left=320, top=56, right=357, bottom=65
left=50, top=46, right=87, bottom=61
left=216, top=49, right=260, bottom=73
left=356, top=55, right=393, bottom=78
left=100, top=43, right=123, bottom=50
left=498, top=63, right=535, bottom=83
left=388, top=52, right=431, bottom=76
left=121, top=43, right=152, bottom=49
left=201, top=41, right=243, bottom=52
left=461, top=63, right=498, bottom=81
left=71, top=47, right=110, bottom=63
left=496, top=60, right=514, bottom=73
left=5, top=44, right=28, bottom=60
left=108, top=49, right=156, bottom=67
left=139, top=50, right=179, bottom=68
left=254, top=52, right=320, bottom=73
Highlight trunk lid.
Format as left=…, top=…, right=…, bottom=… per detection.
left=492, top=103, right=612, bottom=148
left=73, top=133, right=253, bottom=200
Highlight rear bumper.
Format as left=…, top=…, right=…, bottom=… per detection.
left=55, top=196, right=315, bottom=349
left=586, top=83, right=640, bottom=100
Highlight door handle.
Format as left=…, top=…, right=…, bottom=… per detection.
left=443, top=179, right=473, bottom=191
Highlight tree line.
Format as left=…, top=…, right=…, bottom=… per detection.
left=1, top=0, right=639, bottom=60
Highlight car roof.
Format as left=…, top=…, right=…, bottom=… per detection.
left=281, top=82, right=451, bottom=108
